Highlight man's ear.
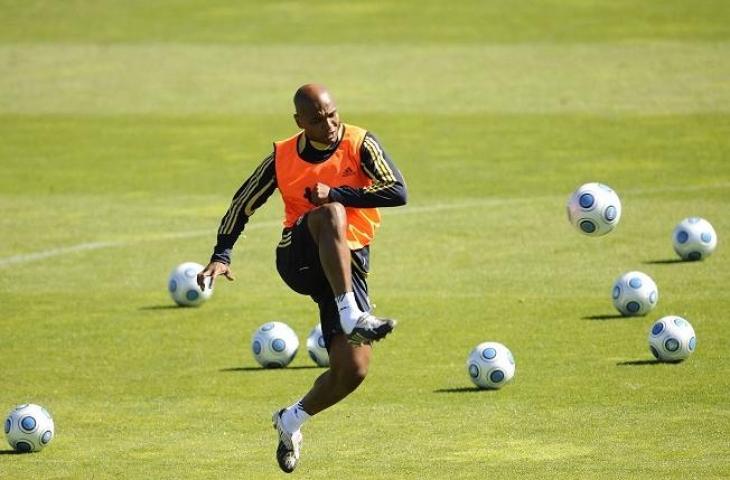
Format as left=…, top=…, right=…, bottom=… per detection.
left=294, top=113, right=303, bottom=129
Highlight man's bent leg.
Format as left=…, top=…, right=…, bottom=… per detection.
left=301, top=334, right=372, bottom=415
left=306, top=202, right=351, bottom=296
left=306, top=204, right=396, bottom=343
left=273, top=334, right=370, bottom=473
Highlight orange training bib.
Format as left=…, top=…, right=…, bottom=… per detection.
left=274, top=124, right=381, bottom=250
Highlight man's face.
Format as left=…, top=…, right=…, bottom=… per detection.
left=294, top=94, right=341, bottom=145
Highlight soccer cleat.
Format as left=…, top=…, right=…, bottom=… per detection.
left=272, top=409, right=303, bottom=473
left=346, top=314, right=396, bottom=345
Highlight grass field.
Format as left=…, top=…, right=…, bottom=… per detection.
left=1, top=1, right=729, bottom=478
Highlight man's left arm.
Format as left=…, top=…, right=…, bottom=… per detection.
left=328, top=132, right=407, bottom=208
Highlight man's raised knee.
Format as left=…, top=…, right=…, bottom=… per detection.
left=307, top=202, right=347, bottom=239
left=320, top=202, right=346, bottom=225
left=313, top=202, right=347, bottom=235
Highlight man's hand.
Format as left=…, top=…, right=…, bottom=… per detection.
left=197, top=261, right=235, bottom=291
left=305, top=182, right=331, bottom=206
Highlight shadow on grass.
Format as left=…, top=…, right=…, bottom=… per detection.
left=138, top=305, right=182, bottom=311
left=616, top=359, right=663, bottom=366
left=433, top=387, right=493, bottom=393
left=220, top=366, right=321, bottom=372
left=0, top=450, right=23, bottom=455
left=643, top=258, right=685, bottom=265
left=583, top=314, right=626, bottom=320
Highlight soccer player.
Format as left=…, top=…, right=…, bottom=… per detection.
left=197, top=84, right=407, bottom=473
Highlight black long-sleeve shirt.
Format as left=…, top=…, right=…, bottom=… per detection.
left=211, top=130, right=407, bottom=264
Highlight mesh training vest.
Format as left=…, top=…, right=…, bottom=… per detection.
left=274, top=124, right=381, bottom=250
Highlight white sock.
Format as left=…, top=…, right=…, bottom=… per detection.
left=281, top=400, right=310, bottom=433
left=335, top=291, right=364, bottom=334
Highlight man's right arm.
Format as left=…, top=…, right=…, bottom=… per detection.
left=198, top=153, right=277, bottom=290
left=210, top=152, right=277, bottom=265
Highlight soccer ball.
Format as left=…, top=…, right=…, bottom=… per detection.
left=306, top=324, right=329, bottom=367
left=466, top=342, right=515, bottom=389
left=566, top=182, right=622, bottom=236
left=648, top=315, right=696, bottom=362
left=168, top=262, right=212, bottom=307
left=611, top=271, right=659, bottom=316
left=672, top=217, right=718, bottom=261
left=4, top=404, right=55, bottom=453
left=251, top=321, right=299, bottom=368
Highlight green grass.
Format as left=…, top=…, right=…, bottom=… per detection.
left=1, top=0, right=728, bottom=43
left=2, top=44, right=729, bottom=115
left=1, top=1, right=729, bottom=479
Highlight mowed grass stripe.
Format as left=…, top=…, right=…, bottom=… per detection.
left=1, top=181, right=729, bottom=268
left=1, top=42, right=729, bottom=115
left=0, top=0, right=728, bottom=44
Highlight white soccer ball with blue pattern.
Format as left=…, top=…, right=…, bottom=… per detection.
left=4, top=404, right=55, bottom=453
left=466, top=342, right=515, bottom=389
left=566, top=182, right=622, bottom=236
left=306, top=324, right=329, bottom=367
left=648, top=315, right=696, bottom=362
left=251, top=321, right=299, bottom=368
left=168, top=262, right=212, bottom=307
left=672, top=217, right=718, bottom=261
left=612, top=271, right=658, bottom=316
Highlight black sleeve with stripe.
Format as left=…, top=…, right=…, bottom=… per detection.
left=328, top=132, right=407, bottom=208
left=210, top=153, right=277, bottom=265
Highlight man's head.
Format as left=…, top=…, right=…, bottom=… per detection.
left=293, top=84, right=341, bottom=145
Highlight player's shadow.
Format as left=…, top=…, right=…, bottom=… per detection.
left=0, top=450, right=23, bottom=455
left=616, top=359, right=663, bottom=366
left=643, top=259, right=685, bottom=265
left=138, top=305, right=182, bottom=311
left=220, top=366, right=321, bottom=372
left=582, top=314, right=625, bottom=320
left=433, top=387, right=494, bottom=393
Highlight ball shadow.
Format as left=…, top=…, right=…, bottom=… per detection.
left=616, top=359, right=663, bottom=366
left=138, top=305, right=183, bottom=311
left=0, top=450, right=23, bottom=455
left=433, top=387, right=494, bottom=393
left=643, top=258, right=685, bottom=265
left=220, top=366, right=321, bottom=372
left=582, top=314, right=626, bottom=320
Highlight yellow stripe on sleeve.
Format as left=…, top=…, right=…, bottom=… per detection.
left=219, top=154, right=274, bottom=234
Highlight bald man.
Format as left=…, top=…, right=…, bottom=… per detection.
left=197, top=84, right=407, bottom=473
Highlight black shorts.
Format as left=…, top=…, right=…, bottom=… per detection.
left=275, top=213, right=371, bottom=351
